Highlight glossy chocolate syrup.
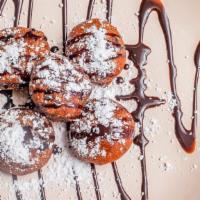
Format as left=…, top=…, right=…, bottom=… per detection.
left=27, top=0, right=34, bottom=28
left=124, top=64, right=129, bottom=70
left=50, top=46, right=59, bottom=53
left=112, top=162, right=131, bottom=200
left=0, top=0, right=7, bottom=16
left=13, top=0, right=24, bottom=27
left=62, top=0, right=68, bottom=54
left=91, top=164, right=101, bottom=200
left=38, top=169, right=47, bottom=200
left=12, top=175, right=23, bottom=200
left=106, top=0, right=113, bottom=23
left=116, top=76, right=124, bottom=84
left=117, top=41, right=165, bottom=200
left=137, top=0, right=199, bottom=154
left=116, top=0, right=199, bottom=199
left=73, top=168, right=83, bottom=200
left=86, top=0, right=95, bottom=20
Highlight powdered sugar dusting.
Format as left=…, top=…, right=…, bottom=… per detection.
left=68, top=23, right=119, bottom=80
left=0, top=109, right=53, bottom=165
left=0, top=40, right=25, bottom=74
left=7, top=122, right=92, bottom=197
left=70, top=98, right=130, bottom=158
left=31, top=54, right=92, bottom=101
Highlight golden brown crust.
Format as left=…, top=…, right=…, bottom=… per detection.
left=29, top=54, right=92, bottom=121
left=0, top=27, right=50, bottom=90
left=66, top=18, right=126, bottom=85
left=80, top=139, right=133, bottom=165
left=69, top=98, right=135, bottom=165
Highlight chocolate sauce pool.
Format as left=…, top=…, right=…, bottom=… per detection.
left=0, top=0, right=199, bottom=200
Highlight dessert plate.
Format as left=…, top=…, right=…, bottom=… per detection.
left=0, top=0, right=199, bottom=200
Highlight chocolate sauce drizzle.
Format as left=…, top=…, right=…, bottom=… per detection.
left=0, top=0, right=23, bottom=26
left=116, top=0, right=200, bottom=199
left=13, top=0, right=24, bottom=27
left=137, top=0, right=199, bottom=154
left=72, top=168, right=83, bottom=200
left=66, top=121, right=83, bottom=200
left=112, top=162, right=131, bottom=200
left=106, top=0, right=113, bottom=23
left=86, top=0, right=95, bottom=20
left=91, top=164, right=101, bottom=200
left=117, top=40, right=165, bottom=200
left=87, top=0, right=113, bottom=22
left=38, top=170, right=46, bottom=200
left=0, top=0, right=7, bottom=16
left=27, top=0, right=34, bottom=28
left=12, top=175, right=23, bottom=200
left=62, top=0, right=68, bottom=54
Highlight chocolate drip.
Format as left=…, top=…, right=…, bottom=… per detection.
left=38, top=169, right=46, bottom=200
left=115, top=2, right=166, bottom=200
left=50, top=46, right=59, bottom=53
left=0, top=0, right=7, bottom=15
left=86, top=0, right=95, bottom=20
left=124, top=64, right=129, bottom=70
left=90, top=164, right=101, bottom=200
left=12, top=175, right=23, bottom=200
left=72, top=168, right=83, bottom=200
left=116, top=0, right=199, bottom=199
left=27, top=0, right=34, bottom=28
left=62, top=0, right=67, bottom=54
left=106, top=0, right=113, bottom=23
left=112, top=162, right=131, bottom=200
left=116, top=76, right=124, bottom=84
left=116, top=43, right=165, bottom=200
left=137, top=0, right=199, bottom=153
left=12, top=0, right=24, bottom=27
